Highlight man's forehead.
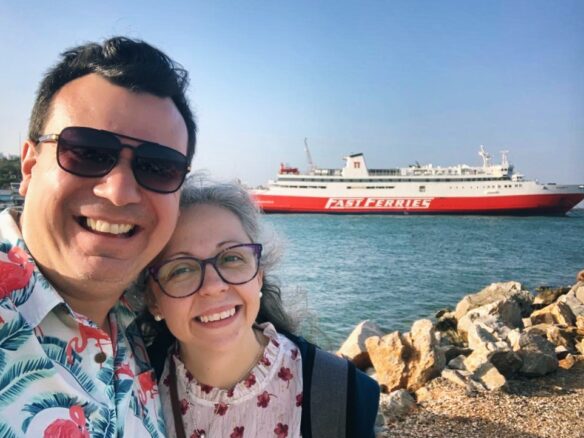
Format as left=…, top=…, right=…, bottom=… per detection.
left=45, top=73, right=188, bottom=154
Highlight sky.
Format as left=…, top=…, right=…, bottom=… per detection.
left=0, top=0, right=583, bottom=187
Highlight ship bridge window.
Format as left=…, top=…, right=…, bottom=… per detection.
left=419, top=185, right=426, bottom=193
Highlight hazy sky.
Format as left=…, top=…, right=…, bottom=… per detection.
left=1, top=0, right=582, bottom=187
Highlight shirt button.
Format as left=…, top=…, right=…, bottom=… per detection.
left=94, top=352, right=107, bottom=364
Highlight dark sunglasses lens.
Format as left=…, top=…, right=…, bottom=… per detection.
left=133, top=144, right=188, bottom=193
left=57, top=128, right=119, bottom=177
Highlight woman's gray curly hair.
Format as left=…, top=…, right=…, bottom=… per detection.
left=137, top=176, right=296, bottom=348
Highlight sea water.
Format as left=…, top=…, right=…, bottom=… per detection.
left=266, top=210, right=584, bottom=349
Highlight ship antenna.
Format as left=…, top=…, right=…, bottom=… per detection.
left=304, top=137, right=316, bottom=173
left=479, top=145, right=491, bottom=168
left=500, top=150, right=509, bottom=168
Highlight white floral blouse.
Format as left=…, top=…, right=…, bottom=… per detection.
left=159, top=323, right=303, bottom=438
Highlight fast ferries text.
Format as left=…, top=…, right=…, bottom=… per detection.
left=324, top=197, right=433, bottom=209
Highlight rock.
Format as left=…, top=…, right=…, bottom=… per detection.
left=454, top=281, right=533, bottom=321
left=546, top=325, right=579, bottom=353
left=441, top=368, right=474, bottom=389
left=457, top=299, right=523, bottom=342
left=577, top=270, right=584, bottom=282
left=576, top=338, right=584, bottom=355
left=577, top=315, right=584, bottom=330
left=441, top=345, right=472, bottom=363
left=530, top=301, right=576, bottom=326
left=574, top=282, right=584, bottom=302
left=403, top=319, right=446, bottom=391
left=337, top=320, right=384, bottom=370
left=511, top=332, right=558, bottom=377
left=522, top=317, right=532, bottom=328
left=555, top=345, right=570, bottom=360
left=533, top=286, right=570, bottom=308
left=557, top=290, right=584, bottom=319
left=366, top=332, right=408, bottom=392
left=463, top=343, right=522, bottom=378
left=447, top=354, right=466, bottom=370
left=472, top=362, right=508, bottom=391
left=380, top=389, right=416, bottom=421
left=559, top=354, right=576, bottom=369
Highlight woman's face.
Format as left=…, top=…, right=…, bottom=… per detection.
left=149, top=203, right=262, bottom=353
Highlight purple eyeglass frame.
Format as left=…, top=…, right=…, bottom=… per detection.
left=148, top=243, right=263, bottom=298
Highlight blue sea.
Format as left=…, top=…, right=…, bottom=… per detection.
left=266, top=210, right=584, bottom=350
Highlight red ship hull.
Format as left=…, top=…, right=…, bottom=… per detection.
left=252, top=193, right=584, bottom=215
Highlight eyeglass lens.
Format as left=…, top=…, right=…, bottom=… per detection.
left=156, top=244, right=261, bottom=297
left=57, top=127, right=188, bottom=193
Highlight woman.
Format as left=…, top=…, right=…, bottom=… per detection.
left=142, top=180, right=379, bottom=438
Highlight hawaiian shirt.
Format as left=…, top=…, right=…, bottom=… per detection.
left=0, top=208, right=166, bottom=437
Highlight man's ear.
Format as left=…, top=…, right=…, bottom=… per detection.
left=19, top=140, right=38, bottom=196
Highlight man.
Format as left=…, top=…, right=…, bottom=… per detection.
left=0, top=37, right=196, bottom=436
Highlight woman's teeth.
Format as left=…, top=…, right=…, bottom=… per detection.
left=198, top=308, right=236, bottom=323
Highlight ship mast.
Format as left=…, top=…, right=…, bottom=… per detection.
left=304, top=137, right=316, bottom=173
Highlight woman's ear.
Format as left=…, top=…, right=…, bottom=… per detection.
left=145, top=287, right=162, bottom=318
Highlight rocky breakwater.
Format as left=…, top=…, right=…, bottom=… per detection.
left=337, top=271, right=584, bottom=437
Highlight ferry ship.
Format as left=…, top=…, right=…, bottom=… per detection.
left=251, top=145, right=584, bottom=215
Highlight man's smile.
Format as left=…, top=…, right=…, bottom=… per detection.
left=79, top=217, right=137, bottom=237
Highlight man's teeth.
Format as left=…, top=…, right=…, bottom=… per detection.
left=86, top=218, right=134, bottom=235
left=198, top=308, right=236, bottom=323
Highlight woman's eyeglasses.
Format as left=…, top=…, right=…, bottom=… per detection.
left=37, top=126, right=190, bottom=194
left=149, top=243, right=263, bottom=298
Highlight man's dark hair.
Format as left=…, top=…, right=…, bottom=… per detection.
left=29, top=36, right=196, bottom=162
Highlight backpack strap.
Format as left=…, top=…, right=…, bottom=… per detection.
left=310, top=348, right=349, bottom=438
left=283, top=332, right=350, bottom=438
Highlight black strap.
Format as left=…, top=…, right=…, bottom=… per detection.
left=299, top=337, right=315, bottom=438
left=168, top=358, right=187, bottom=438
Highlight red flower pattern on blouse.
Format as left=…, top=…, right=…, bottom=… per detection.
left=260, top=356, right=271, bottom=366
left=190, top=430, right=206, bottom=438
left=271, top=338, right=280, bottom=347
left=180, top=399, right=189, bottom=415
left=243, top=372, right=256, bottom=388
left=230, top=426, right=245, bottom=438
left=227, top=387, right=235, bottom=398
left=277, top=367, right=293, bottom=388
left=290, top=348, right=299, bottom=360
left=162, top=374, right=170, bottom=387
left=200, top=383, right=213, bottom=394
left=214, top=402, right=229, bottom=416
left=296, top=392, right=303, bottom=407
left=274, top=423, right=288, bottom=438
left=185, top=370, right=194, bottom=382
left=257, top=391, right=276, bottom=408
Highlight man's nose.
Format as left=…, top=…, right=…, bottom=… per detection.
left=93, top=149, right=142, bottom=206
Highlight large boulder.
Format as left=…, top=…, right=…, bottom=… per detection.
left=337, top=320, right=384, bottom=370
left=365, top=332, right=408, bottom=392
left=365, top=319, right=445, bottom=393
left=472, top=362, right=508, bottom=391
left=511, top=332, right=558, bottom=377
left=533, top=286, right=570, bottom=308
left=530, top=301, right=576, bottom=327
left=557, top=289, right=584, bottom=319
left=457, top=299, right=523, bottom=341
left=454, top=281, right=533, bottom=321
left=403, top=319, right=446, bottom=391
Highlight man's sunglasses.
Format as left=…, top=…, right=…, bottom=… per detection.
left=37, top=126, right=190, bottom=194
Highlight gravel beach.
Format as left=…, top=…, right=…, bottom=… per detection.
left=378, top=356, right=584, bottom=438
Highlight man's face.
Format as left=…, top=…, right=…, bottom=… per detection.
left=19, top=73, right=188, bottom=298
